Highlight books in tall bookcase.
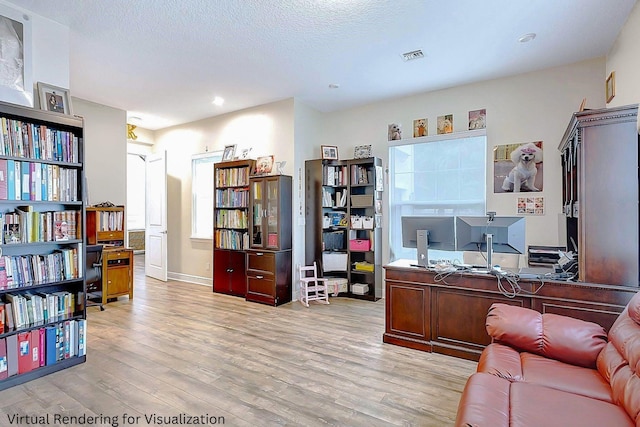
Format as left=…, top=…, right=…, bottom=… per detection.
left=1, top=209, right=81, bottom=244
left=0, top=117, right=79, bottom=162
left=0, top=100, right=86, bottom=390
left=0, top=159, right=79, bottom=202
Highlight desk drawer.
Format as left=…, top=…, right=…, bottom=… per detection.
left=247, top=274, right=275, bottom=297
left=105, top=249, right=131, bottom=263
left=247, top=251, right=275, bottom=272
left=97, top=230, right=124, bottom=241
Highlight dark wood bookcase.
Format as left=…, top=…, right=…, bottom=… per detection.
left=559, top=104, right=639, bottom=286
left=0, top=100, right=87, bottom=390
left=246, top=175, right=292, bottom=306
left=212, top=159, right=254, bottom=296
left=305, top=157, right=382, bottom=300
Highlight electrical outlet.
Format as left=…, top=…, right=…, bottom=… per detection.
left=205, top=262, right=211, bottom=271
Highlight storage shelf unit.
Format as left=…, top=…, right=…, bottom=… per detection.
left=213, top=159, right=254, bottom=296
left=86, top=205, right=125, bottom=246
left=558, top=104, right=639, bottom=286
left=0, top=100, right=87, bottom=390
left=305, top=157, right=382, bottom=300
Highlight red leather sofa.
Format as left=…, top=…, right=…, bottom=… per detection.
left=455, top=292, right=640, bottom=426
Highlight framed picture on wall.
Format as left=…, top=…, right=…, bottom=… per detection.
left=606, top=71, right=615, bottom=103
left=0, top=6, right=33, bottom=107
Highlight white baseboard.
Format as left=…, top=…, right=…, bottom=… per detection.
left=167, top=271, right=212, bottom=287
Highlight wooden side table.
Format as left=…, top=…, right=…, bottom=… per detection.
left=101, top=247, right=134, bottom=305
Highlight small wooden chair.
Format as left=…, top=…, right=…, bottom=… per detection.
left=299, top=262, right=330, bottom=307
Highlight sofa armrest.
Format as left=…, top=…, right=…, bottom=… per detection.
left=477, top=343, right=523, bottom=381
left=486, top=304, right=607, bottom=368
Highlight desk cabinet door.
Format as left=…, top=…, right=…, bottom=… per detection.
left=106, top=266, right=130, bottom=295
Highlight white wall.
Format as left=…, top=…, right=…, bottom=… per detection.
left=73, top=98, right=127, bottom=207
left=153, top=99, right=295, bottom=284
left=293, top=100, right=325, bottom=297
left=607, top=0, right=640, bottom=109
left=319, top=58, right=606, bottom=265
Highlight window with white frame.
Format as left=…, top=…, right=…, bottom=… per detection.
left=389, top=133, right=487, bottom=262
left=192, top=152, right=223, bottom=239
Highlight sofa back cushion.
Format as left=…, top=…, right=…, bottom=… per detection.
left=486, top=303, right=607, bottom=368
left=597, top=292, right=640, bottom=423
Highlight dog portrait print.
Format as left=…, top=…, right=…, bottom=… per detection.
left=388, top=123, right=402, bottom=141
left=494, top=141, right=543, bottom=193
left=468, top=109, right=486, bottom=130
left=437, top=114, right=453, bottom=134
left=413, top=118, right=427, bottom=137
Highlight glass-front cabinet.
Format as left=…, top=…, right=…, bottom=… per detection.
left=250, top=176, right=291, bottom=251
left=246, top=174, right=292, bottom=306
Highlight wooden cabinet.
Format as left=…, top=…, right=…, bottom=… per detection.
left=559, top=104, right=639, bottom=286
left=213, top=159, right=253, bottom=296
left=0, top=100, right=87, bottom=390
left=246, top=250, right=292, bottom=306
left=384, top=261, right=637, bottom=361
left=246, top=175, right=292, bottom=305
left=86, top=206, right=125, bottom=246
left=101, top=248, right=133, bottom=305
left=305, top=157, right=383, bottom=300
left=213, top=249, right=246, bottom=297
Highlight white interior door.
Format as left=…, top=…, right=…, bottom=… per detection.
left=145, top=151, right=168, bottom=281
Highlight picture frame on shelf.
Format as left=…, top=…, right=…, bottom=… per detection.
left=354, top=145, right=372, bottom=159
left=254, top=155, right=274, bottom=175
left=606, top=71, right=615, bottom=103
left=222, top=144, right=236, bottom=161
left=321, top=145, right=338, bottom=160
left=37, top=82, right=72, bottom=115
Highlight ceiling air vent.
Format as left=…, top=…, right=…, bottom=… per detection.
left=401, top=49, right=424, bottom=61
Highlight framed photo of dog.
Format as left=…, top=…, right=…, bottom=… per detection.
left=493, top=141, right=543, bottom=193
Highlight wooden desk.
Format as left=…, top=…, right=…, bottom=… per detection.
left=384, top=260, right=637, bottom=361
left=101, top=247, right=134, bottom=305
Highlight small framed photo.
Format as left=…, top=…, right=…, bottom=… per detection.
left=254, top=155, right=274, bottom=175
left=606, top=71, right=615, bottom=103
left=354, top=145, right=372, bottom=159
left=37, top=82, right=72, bottom=115
left=321, top=145, right=338, bottom=160
left=222, top=144, right=236, bottom=161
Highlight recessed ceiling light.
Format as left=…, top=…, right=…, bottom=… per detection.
left=518, top=33, right=536, bottom=43
left=328, top=83, right=340, bottom=89
left=212, top=96, right=224, bottom=106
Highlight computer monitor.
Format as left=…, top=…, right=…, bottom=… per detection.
left=401, top=216, right=456, bottom=266
left=456, top=216, right=525, bottom=270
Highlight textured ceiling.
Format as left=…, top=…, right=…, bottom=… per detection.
left=7, top=0, right=638, bottom=130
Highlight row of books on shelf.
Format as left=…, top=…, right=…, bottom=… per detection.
left=215, top=209, right=248, bottom=229
left=215, top=167, right=250, bottom=188
left=214, top=229, right=249, bottom=250
left=1, top=289, right=79, bottom=331
left=324, top=165, right=348, bottom=186
left=2, top=209, right=80, bottom=245
left=0, top=319, right=86, bottom=381
left=93, top=209, right=123, bottom=231
left=215, top=188, right=248, bottom=208
left=0, top=159, right=79, bottom=202
left=322, top=188, right=347, bottom=208
left=0, top=117, right=80, bottom=163
left=0, top=248, right=80, bottom=290
left=351, top=165, right=373, bottom=185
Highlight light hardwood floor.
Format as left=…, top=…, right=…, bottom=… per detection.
left=0, top=255, right=477, bottom=426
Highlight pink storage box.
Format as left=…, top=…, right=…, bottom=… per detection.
left=349, top=239, right=370, bottom=251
